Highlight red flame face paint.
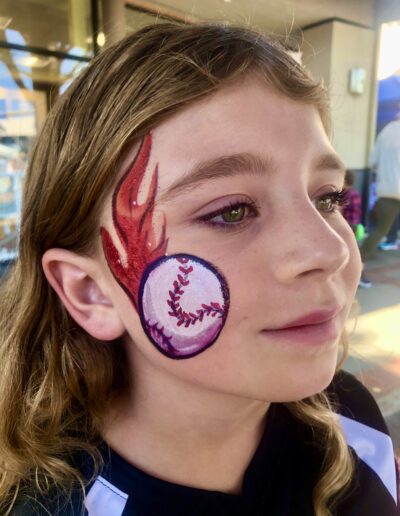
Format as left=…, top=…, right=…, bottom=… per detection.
left=100, top=133, right=168, bottom=309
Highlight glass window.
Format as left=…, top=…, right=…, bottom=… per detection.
left=0, top=0, right=93, bottom=274
left=0, top=47, right=87, bottom=269
left=1, top=0, right=94, bottom=57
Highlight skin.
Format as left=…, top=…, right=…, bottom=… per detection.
left=43, top=76, right=361, bottom=494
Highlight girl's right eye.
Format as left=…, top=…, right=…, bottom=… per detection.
left=196, top=199, right=259, bottom=231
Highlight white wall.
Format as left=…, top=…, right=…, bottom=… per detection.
left=301, top=23, right=333, bottom=87
left=330, top=22, right=375, bottom=168
left=302, top=20, right=375, bottom=169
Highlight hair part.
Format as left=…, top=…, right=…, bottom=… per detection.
left=0, top=22, right=350, bottom=515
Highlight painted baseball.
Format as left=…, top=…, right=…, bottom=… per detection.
left=139, top=254, right=230, bottom=359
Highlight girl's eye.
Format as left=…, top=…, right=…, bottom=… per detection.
left=314, top=190, right=346, bottom=213
left=197, top=200, right=259, bottom=229
left=221, top=205, right=246, bottom=223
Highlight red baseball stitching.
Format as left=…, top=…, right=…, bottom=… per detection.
left=167, top=257, right=226, bottom=328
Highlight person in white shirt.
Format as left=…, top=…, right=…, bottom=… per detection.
left=359, top=117, right=400, bottom=287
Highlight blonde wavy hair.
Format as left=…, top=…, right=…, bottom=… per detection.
left=0, top=23, right=353, bottom=515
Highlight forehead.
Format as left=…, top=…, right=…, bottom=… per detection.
left=151, top=78, right=331, bottom=184
left=114, top=78, right=335, bottom=203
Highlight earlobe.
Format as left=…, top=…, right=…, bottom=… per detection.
left=42, top=248, right=125, bottom=341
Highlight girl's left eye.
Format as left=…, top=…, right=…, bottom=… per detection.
left=314, top=190, right=346, bottom=213
left=197, top=200, right=259, bottom=229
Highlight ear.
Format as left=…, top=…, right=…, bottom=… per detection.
left=42, top=248, right=125, bottom=341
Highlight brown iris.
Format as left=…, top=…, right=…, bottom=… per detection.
left=315, top=197, right=334, bottom=212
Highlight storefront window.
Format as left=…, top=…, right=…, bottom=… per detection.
left=1, top=0, right=93, bottom=57
left=0, top=1, right=91, bottom=274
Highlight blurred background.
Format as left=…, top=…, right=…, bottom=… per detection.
left=0, top=0, right=399, bottom=451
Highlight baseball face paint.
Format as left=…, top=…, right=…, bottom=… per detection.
left=139, top=254, right=229, bottom=359
left=101, top=133, right=230, bottom=359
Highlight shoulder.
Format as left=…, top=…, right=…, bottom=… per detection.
left=379, top=120, right=400, bottom=140
left=328, top=370, right=399, bottom=514
left=328, top=369, right=389, bottom=433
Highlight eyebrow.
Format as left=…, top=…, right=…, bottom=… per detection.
left=314, top=153, right=346, bottom=174
left=158, top=151, right=346, bottom=204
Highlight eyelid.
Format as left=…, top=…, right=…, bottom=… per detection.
left=192, top=194, right=258, bottom=218
left=195, top=196, right=260, bottom=229
left=312, top=182, right=345, bottom=197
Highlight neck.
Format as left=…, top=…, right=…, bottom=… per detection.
left=103, top=349, right=270, bottom=494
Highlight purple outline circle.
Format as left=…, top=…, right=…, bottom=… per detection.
left=138, top=254, right=230, bottom=359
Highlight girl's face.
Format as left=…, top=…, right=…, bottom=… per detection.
left=100, top=77, right=361, bottom=402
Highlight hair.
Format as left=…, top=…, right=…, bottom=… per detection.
left=0, top=22, right=353, bottom=515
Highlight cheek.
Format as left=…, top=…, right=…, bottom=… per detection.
left=337, top=220, right=362, bottom=290
left=138, top=254, right=230, bottom=359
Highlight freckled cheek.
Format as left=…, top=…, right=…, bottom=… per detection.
left=348, top=245, right=362, bottom=285
left=337, top=224, right=362, bottom=289
left=217, top=268, right=259, bottom=328
left=339, top=220, right=360, bottom=256
left=165, top=231, right=263, bottom=320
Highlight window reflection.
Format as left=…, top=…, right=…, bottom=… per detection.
left=0, top=45, right=87, bottom=268
left=1, top=0, right=93, bottom=57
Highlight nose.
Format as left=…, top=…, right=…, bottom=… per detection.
left=270, top=201, right=350, bottom=284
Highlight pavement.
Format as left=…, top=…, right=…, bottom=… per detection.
left=343, top=245, right=400, bottom=455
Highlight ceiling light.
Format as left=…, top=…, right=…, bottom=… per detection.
left=17, top=56, right=50, bottom=68
left=97, top=32, right=106, bottom=47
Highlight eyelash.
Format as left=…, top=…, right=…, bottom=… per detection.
left=197, top=198, right=259, bottom=231
left=197, top=190, right=346, bottom=231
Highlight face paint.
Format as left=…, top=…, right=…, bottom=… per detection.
left=101, top=133, right=168, bottom=308
left=139, top=254, right=229, bottom=359
left=101, top=133, right=229, bottom=358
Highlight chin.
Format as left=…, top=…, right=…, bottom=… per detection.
left=278, top=364, right=338, bottom=403
left=256, top=351, right=339, bottom=403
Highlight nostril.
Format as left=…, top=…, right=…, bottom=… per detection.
left=299, top=268, right=325, bottom=278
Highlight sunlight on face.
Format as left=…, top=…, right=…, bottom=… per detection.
left=101, top=77, right=362, bottom=402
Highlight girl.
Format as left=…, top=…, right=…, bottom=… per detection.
left=0, top=23, right=398, bottom=516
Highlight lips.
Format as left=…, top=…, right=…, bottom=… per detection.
left=260, top=306, right=343, bottom=347
left=271, top=307, right=342, bottom=331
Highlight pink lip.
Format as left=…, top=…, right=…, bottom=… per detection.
left=261, top=307, right=343, bottom=347
left=275, top=307, right=342, bottom=330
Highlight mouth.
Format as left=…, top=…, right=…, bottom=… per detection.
left=261, top=306, right=343, bottom=347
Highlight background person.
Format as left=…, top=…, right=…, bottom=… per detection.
left=342, top=170, right=362, bottom=233
left=360, top=115, right=400, bottom=287
left=378, top=215, right=399, bottom=250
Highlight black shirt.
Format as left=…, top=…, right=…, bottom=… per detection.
left=13, top=371, right=400, bottom=515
